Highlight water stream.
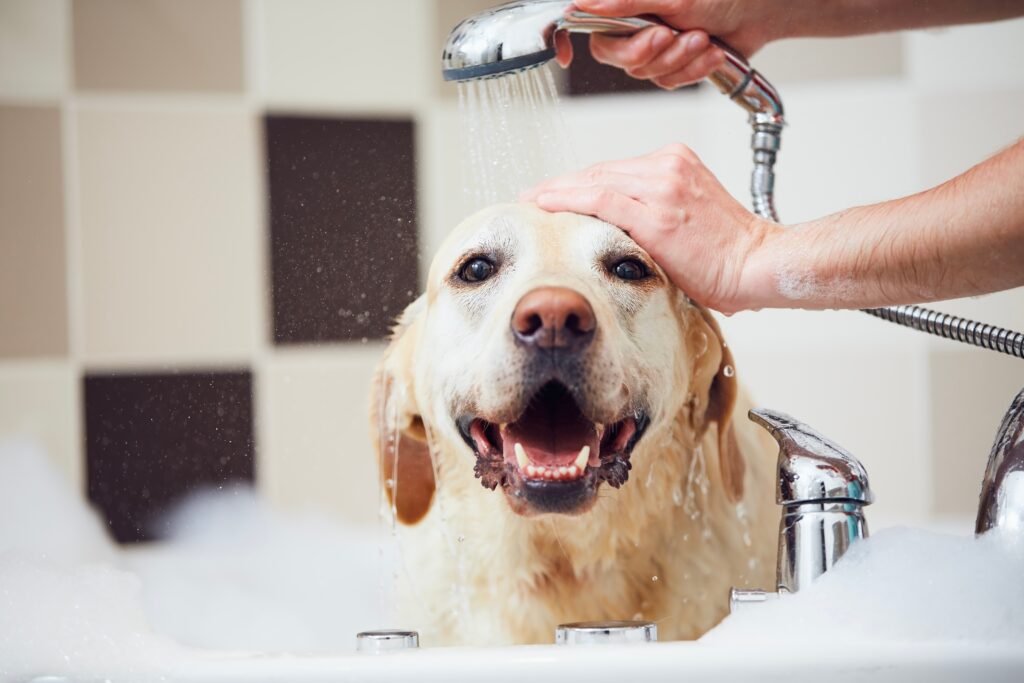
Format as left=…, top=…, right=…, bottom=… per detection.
left=456, top=65, right=577, bottom=210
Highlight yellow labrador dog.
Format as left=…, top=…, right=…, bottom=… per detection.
left=371, top=203, right=777, bottom=645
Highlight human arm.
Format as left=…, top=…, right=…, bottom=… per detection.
left=557, top=0, right=1024, bottom=89
left=520, top=139, right=1024, bottom=314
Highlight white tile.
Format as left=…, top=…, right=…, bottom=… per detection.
left=929, top=349, right=1024, bottom=518
left=0, top=360, right=80, bottom=487
left=755, top=33, right=904, bottom=84
left=75, top=106, right=262, bottom=364
left=0, top=0, right=67, bottom=98
left=255, top=0, right=432, bottom=110
left=730, top=345, right=932, bottom=527
left=916, top=88, right=1024, bottom=188
left=906, top=18, right=1024, bottom=92
left=259, top=345, right=386, bottom=526
left=758, top=82, right=922, bottom=224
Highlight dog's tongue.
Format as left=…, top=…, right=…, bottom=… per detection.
left=501, top=383, right=599, bottom=467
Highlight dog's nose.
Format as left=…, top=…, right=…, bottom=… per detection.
left=511, top=287, right=596, bottom=351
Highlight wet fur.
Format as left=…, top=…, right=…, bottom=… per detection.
left=371, top=204, right=778, bottom=645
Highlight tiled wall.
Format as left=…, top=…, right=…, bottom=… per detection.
left=1, top=0, right=1022, bottom=541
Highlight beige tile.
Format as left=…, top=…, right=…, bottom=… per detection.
left=754, top=33, right=904, bottom=85
left=0, top=0, right=68, bottom=97
left=72, top=0, right=244, bottom=92
left=257, top=0, right=431, bottom=109
left=0, top=360, right=81, bottom=487
left=259, top=346, right=385, bottom=527
left=0, top=105, right=69, bottom=358
left=76, top=106, right=261, bottom=364
left=917, top=88, right=1024, bottom=188
left=929, top=349, right=1024, bottom=518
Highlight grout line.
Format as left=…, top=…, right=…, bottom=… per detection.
left=58, top=0, right=87, bottom=494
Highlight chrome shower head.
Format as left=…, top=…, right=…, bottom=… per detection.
left=441, top=1, right=564, bottom=82
left=441, top=1, right=673, bottom=82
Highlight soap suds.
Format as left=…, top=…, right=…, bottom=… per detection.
left=704, top=526, right=1024, bottom=645
left=0, top=438, right=391, bottom=680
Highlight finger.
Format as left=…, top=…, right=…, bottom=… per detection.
left=554, top=30, right=573, bottom=67
left=532, top=186, right=652, bottom=232
left=590, top=26, right=674, bottom=70
left=629, top=31, right=709, bottom=79
left=652, top=45, right=726, bottom=89
left=576, top=0, right=687, bottom=18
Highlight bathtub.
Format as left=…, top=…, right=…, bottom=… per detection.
left=164, top=641, right=1024, bottom=682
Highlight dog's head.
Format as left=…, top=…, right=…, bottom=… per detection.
left=371, top=203, right=741, bottom=523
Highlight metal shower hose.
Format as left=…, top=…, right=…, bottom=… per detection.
left=745, top=115, right=1024, bottom=360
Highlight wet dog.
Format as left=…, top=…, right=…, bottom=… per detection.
left=370, top=203, right=777, bottom=645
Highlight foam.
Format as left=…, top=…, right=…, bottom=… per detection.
left=704, top=526, right=1024, bottom=645
left=3, top=436, right=1023, bottom=679
left=0, top=437, right=391, bottom=680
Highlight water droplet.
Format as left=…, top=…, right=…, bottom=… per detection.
left=723, top=364, right=735, bottom=378
left=384, top=478, right=394, bottom=489
left=457, top=535, right=465, bottom=543
left=651, top=575, right=658, bottom=582
left=672, top=487, right=683, bottom=506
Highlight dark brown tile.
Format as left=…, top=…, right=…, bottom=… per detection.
left=265, top=115, right=419, bottom=344
left=568, top=33, right=694, bottom=96
left=84, top=371, right=255, bottom=543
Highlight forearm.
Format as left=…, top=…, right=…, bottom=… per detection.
left=780, top=0, right=1024, bottom=40
left=743, top=139, right=1024, bottom=310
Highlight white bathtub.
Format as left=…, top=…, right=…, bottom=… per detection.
left=163, top=641, right=1024, bottom=683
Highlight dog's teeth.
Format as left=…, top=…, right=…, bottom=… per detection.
left=526, top=465, right=536, bottom=477
left=514, top=442, right=530, bottom=471
left=574, top=445, right=590, bottom=471
left=567, top=465, right=578, bottom=478
left=558, top=466, right=569, bottom=476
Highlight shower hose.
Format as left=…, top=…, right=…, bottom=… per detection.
left=745, top=118, right=1024, bottom=360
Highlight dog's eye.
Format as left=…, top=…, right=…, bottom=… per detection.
left=459, top=257, right=496, bottom=283
left=611, top=258, right=649, bottom=281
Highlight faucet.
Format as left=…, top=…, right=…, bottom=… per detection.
left=731, top=409, right=873, bottom=609
left=976, top=386, right=1024, bottom=536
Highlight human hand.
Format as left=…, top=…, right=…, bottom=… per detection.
left=555, top=0, right=781, bottom=89
left=519, top=144, right=780, bottom=314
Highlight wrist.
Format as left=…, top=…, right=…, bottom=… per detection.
left=726, top=217, right=787, bottom=313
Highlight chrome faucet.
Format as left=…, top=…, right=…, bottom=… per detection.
left=731, top=409, right=873, bottom=610
left=976, top=386, right=1024, bottom=536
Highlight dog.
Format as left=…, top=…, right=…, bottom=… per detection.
left=370, top=203, right=777, bottom=645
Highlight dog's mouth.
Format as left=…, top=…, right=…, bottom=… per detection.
left=456, top=381, right=648, bottom=514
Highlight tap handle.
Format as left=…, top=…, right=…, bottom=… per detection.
left=976, top=386, right=1024, bottom=535
left=748, top=408, right=873, bottom=506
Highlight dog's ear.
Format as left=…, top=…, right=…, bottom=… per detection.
left=370, top=296, right=436, bottom=525
left=688, top=305, right=745, bottom=503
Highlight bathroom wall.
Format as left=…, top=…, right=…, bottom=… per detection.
left=1, top=0, right=1022, bottom=540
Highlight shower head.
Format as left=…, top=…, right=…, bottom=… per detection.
left=441, top=1, right=679, bottom=83
left=441, top=1, right=568, bottom=82
left=441, top=0, right=785, bottom=220
left=440, top=1, right=783, bottom=121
